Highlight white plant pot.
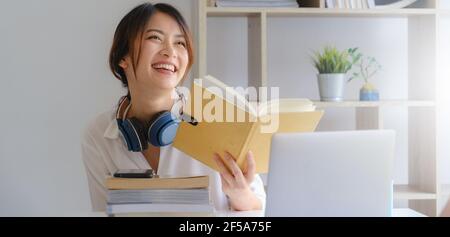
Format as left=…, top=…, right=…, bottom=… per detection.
left=317, top=73, right=346, bottom=102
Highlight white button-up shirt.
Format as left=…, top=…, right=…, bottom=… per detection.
left=81, top=107, right=266, bottom=212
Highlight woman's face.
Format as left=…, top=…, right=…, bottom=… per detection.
left=130, top=12, right=189, bottom=91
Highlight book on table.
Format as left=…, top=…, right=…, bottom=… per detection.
left=105, top=175, right=209, bottom=190
left=106, top=175, right=213, bottom=216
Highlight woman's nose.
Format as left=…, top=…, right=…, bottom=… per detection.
left=160, top=43, right=176, bottom=58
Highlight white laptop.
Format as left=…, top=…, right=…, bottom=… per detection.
left=265, top=130, right=395, bottom=217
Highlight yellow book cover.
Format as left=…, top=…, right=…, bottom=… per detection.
left=173, top=75, right=324, bottom=173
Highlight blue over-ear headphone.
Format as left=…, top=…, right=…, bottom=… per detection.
left=116, top=90, right=185, bottom=152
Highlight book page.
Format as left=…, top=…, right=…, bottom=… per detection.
left=196, top=75, right=258, bottom=116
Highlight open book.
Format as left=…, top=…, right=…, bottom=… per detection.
left=173, top=75, right=323, bottom=173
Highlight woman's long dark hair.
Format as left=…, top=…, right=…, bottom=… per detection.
left=109, top=3, right=194, bottom=98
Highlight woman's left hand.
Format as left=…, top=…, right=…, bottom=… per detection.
left=213, top=151, right=262, bottom=211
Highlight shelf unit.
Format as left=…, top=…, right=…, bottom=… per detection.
left=207, top=7, right=438, bottom=17
left=394, top=184, right=437, bottom=200
left=313, top=100, right=435, bottom=108
left=196, top=0, right=449, bottom=216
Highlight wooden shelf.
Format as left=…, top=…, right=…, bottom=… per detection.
left=207, top=7, right=262, bottom=17
left=207, top=7, right=437, bottom=17
left=438, top=9, right=450, bottom=15
left=313, top=100, right=435, bottom=108
left=394, top=184, right=437, bottom=200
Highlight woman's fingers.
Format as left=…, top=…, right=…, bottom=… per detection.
left=244, top=151, right=256, bottom=184
left=213, top=153, right=234, bottom=187
left=214, top=151, right=254, bottom=189
left=219, top=173, right=229, bottom=190
left=223, top=152, right=247, bottom=186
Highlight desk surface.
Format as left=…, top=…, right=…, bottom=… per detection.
left=217, top=208, right=426, bottom=217
left=72, top=208, right=426, bottom=217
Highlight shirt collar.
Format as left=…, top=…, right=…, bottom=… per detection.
left=103, top=117, right=120, bottom=140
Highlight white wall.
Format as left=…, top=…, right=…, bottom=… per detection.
left=0, top=0, right=194, bottom=216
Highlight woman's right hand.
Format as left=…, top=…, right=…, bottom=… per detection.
left=213, top=151, right=262, bottom=211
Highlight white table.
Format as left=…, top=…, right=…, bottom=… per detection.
left=216, top=208, right=426, bottom=217
left=392, top=208, right=427, bottom=217
left=69, top=208, right=426, bottom=217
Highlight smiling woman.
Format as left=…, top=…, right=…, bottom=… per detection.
left=81, top=2, right=266, bottom=213
left=109, top=3, right=194, bottom=98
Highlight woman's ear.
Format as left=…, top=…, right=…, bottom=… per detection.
left=119, top=59, right=128, bottom=69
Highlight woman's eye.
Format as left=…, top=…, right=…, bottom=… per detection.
left=148, top=35, right=161, bottom=41
left=177, top=41, right=187, bottom=48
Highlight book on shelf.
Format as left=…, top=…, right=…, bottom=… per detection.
left=326, top=0, right=376, bottom=9
left=208, top=0, right=217, bottom=7
left=362, top=0, right=368, bottom=9
left=215, top=0, right=299, bottom=8
left=373, top=0, right=417, bottom=9
left=173, top=75, right=323, bottom=174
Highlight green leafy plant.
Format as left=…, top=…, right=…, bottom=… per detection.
left=312, top=46, right=360, bottom=74
left=347, top=49, right=381, bottom=86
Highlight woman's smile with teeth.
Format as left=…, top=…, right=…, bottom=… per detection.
left=152, top=63, right=177, bottom=72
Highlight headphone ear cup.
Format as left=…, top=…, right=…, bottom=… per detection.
left=117, top=120, right=134, bottom=151
left=122, top=118, right=148, bottom=151
left=148, top=111, right=179, bottom=147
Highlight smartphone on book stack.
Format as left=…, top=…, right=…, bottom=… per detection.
left=113, top=169, right=154, bottom=178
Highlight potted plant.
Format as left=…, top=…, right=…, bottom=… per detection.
left=347, top=49, right=382, bottom=101
left=312, top=46, right=359, bottom=102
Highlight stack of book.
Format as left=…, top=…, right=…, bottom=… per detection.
left=214, top=0, right=299, bottom=8
left=326, top=0, right=376, bottom=9
left=106, top=175, right=214, bottom=217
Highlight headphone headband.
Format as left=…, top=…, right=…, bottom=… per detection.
left=116, top=96, right=131, bottom=121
